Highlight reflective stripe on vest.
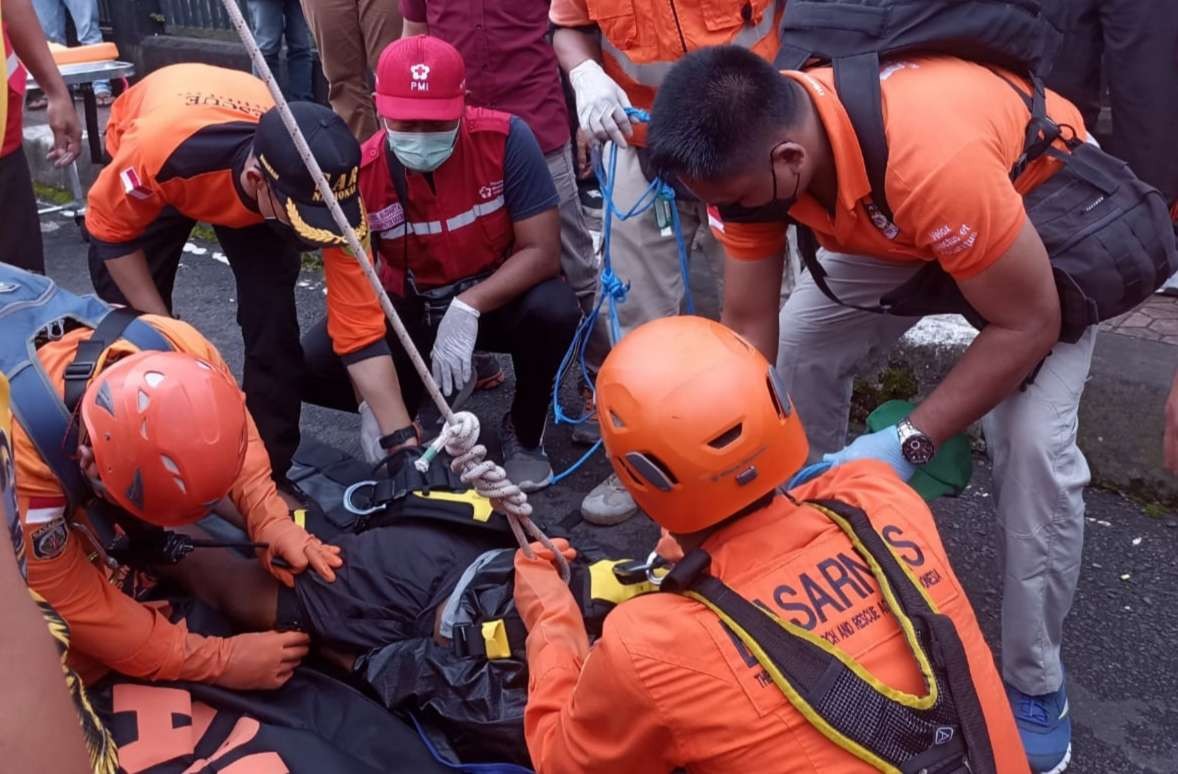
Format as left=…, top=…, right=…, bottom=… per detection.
left=602, top=0, right=785, bottom=90
left=379, top=195, right=505, bottom=241
left=446, top=194, right=505, bottom=231
left=5, top=28, right=27, bottom=95
left=381, top=219, right=443, bottom=239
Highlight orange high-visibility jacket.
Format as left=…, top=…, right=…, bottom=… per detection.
left=522, top=461, right=1029, bottom=773
left=550, top=0, right=785, bottom=146
left=12, top=316, right=291, bottom=686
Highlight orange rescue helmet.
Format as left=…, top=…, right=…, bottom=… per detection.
left=80, top=351, right=249, bottom=526
left=595, top=316, right=808, bottom=534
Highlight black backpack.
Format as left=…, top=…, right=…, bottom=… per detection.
left=775, top=0, right=1178, bottom=343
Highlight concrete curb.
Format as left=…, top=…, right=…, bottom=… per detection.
left=884, top=316, right=1178, bottom=507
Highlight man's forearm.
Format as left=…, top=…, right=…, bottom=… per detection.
left=552, top=26, right=602, bottom=75
left=0, top=542, right=92, bottom=774
left=104, top=250, right=170, bottom=315
left=724, top=309, right=779, bottom=364
left=910, top=323, right=1055, bottom=445
left=459, top=246, right=559, bottom=314
left=721, top=253, right=785, bottom=363
left=5, top=0, right=69, bottom=100
left=346, top=355, right=413, bottom=434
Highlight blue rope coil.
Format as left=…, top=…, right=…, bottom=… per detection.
left=548, top=108, right=694, bottom=484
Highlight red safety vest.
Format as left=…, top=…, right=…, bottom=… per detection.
left=3, top=23, right=28, bottom=157
left=360, top=106, right=515, bottom=295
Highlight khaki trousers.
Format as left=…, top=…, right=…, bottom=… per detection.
left=777, top=248, right=1095, bottom=695
left=300, top=0, right=401, bottom=139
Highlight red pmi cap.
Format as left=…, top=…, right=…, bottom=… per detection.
left=375, top=35, right=466, bottom=122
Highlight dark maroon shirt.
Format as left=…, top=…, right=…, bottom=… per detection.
left=399, top=0, right=570, bottom=155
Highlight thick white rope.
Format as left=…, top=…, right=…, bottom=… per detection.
left=219, top=0, right=568, bottom=580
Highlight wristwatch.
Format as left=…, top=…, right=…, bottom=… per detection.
left=896, top=418, right=936, bottom=466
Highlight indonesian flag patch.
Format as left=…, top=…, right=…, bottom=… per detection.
left=25, top=495, right=66, bottom=525
left=120, top=168, right=152, bottom=200
left=707, top=205, right=726, bottom=233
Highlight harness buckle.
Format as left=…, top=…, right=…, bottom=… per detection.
left=64, top=360, right=96, bottom=381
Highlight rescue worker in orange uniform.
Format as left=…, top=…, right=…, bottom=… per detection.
left=514, top=315, right=1029, bottom=773
left=83, top=63, right=370, bottom=494
left=12, top=309, right=341, bottom=689
left=548, top=0, right=792, bottom=525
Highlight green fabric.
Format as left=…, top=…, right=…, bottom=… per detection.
left=866, top=400, right=972, bottom=500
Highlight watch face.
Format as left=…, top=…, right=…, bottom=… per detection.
left=902, top=434, right=935, bottom=466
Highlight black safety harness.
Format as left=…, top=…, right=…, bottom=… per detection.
left=660, top=498, right=997, bottom=774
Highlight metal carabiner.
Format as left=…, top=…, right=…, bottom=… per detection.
left=343, top=480, right=383, bottom=516
left=645, top=549, right=668, bottom=588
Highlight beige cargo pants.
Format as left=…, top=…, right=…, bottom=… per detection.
left=778, top=248, right=1096, bottom=696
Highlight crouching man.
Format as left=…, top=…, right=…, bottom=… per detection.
left=2, top=265, right=340, bottom=690
left=301, top=35, right=580, bottom=491
left=516, top=316, right=1030, bottom=773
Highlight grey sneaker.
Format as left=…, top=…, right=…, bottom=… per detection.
left=500, top=414, right=553, bottom=493
left=580, top=473, right=638, bottom=525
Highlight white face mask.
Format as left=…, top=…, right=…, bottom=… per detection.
left=386, top=127, right=459, bottom=172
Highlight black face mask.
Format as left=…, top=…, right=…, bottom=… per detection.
left=261, top=184, right=322, bottom=252
left=266, top=219, right=322, bottom=253
left=720, top=141, right=800, bottom=222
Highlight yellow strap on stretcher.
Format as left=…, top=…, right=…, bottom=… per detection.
left=481, top=619, right=512, bottom=660
left=411, top=489, right=495, bottom=522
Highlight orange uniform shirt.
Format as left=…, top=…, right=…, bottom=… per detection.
left=524, top=461, right=1028, bottom=773
left=12, top=316, right=291, bottom=685
left=84, top=64, right=274, bottom=252
left=716, top=57, right=1086, bottom=280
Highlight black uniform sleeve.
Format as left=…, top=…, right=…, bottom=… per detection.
left=503, top=116, right=559, bottom=223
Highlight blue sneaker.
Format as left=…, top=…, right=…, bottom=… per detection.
left=1005, top=680, right=1072, bottom=773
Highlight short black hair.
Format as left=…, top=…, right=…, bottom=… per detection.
left=648, top=46, right=805, bottom=182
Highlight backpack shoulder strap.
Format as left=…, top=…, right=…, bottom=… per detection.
left=795, top=226, right=888, bottom=313
left=832, top=53, right=894, bottom=223
left=982, top=69, right=1063, bottom=181
left=62, top=307, right=166, bottom=414
left=17, top=307, right=172, bottom=513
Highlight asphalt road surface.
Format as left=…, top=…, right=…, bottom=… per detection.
left=37, top=210, right=1178, bottom=773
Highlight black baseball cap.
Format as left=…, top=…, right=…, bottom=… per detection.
left=253, top=102, right=368, bottom=246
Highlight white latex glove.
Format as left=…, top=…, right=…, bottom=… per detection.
left=569, top=59, right=633, bottom=148
left=430, top=298, right=480, bottom=396
left=358, top=401, right=383, bottom=465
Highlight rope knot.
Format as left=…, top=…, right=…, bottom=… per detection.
left=600, top=268, right=630, bottom=303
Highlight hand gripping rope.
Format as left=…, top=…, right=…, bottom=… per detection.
left=549, top=111, right=694, bottom=484
left=218, top=0, right=568, bottom=581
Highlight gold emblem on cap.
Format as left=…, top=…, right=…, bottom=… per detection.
left=285, top=196, right=369, bottom=246
left=259, top=153, right=280, bottom=180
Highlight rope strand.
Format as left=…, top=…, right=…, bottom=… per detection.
left=218, top=0, right=568, bottom=581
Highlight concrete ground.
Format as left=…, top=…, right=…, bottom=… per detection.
left=35, top=208, right=1178, bottom=773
